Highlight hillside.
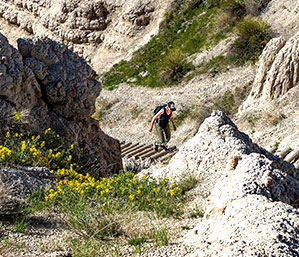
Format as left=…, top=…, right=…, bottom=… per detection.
left=96, top=0, right=299, bottom=161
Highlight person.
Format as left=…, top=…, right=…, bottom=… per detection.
left=149, top=101, right=177, bottom=151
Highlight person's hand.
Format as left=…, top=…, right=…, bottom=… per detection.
left=149, top=128, right=152, bottom=132
left=173, top=125, right=177, bottom=131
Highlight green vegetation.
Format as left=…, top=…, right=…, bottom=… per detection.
left=174, top=105, right=201, bottom=127
left=103, top=0, right=271, bottom=89
left=212, top=84, right=251, bottom=115
left=189, top=205, right=205, bottom=218
left=233, top=16, right=271, bottom=63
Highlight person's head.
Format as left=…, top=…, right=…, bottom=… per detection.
left=167, top=101, right=176, bottom=112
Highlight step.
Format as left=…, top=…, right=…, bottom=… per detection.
left=285, top=150, right=299, bottom=163
left=277, top=147, right=292, bottom=158
left=127, top=145, right=152, bottom=158
left=122, top=144, right=147, bottom=157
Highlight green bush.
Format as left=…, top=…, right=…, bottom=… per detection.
left=220, top=0, right=246, bottom=20
left=232, top=16, right=271, bottom=63
left=213, top=85, right=251, bottom=115
left=159, top=49, right=192, bottom=84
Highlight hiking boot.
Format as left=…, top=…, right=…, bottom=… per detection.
left=153, top=142, right=158, bottom=152
left=160, top=144, right=168, bottom=151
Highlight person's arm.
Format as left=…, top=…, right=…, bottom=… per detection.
left=149, top=109, right=164, bottom=132
left=170, top=113, right=176, bottom=131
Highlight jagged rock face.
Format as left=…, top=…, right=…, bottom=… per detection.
left=0, top=33, right=122, bottom=175
left=0, top=0, right=173, bottom=73
left=241, top=31, right=299, bottom=109
left=0, top=33, right=44, bottom=109
left=18, top=36, right=100, bottom=120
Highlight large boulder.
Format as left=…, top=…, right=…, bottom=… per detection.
left=18, top=36, right=100, bottom=121
left=140, top=111, right=272, bottom=202
left=0, top=33, right=122, bottom=176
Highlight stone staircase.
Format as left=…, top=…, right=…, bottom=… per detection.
left=121, top=141, right=178, bottom=164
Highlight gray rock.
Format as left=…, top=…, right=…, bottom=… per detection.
left=0, top=166, right=54, bottom=216
left=18, top=36, right=100, bottom=120
left=141, top=111, right=298, bottom=256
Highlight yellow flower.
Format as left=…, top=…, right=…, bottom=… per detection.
left=6, top=131, right=10, bottom=138
left=137, top=189, right=141, bottom=195
left=22, top=159, right=25, bottom=163
left=15, top=133, right=19, bottom=137
left=14, top=112, right=20, bottom=121
left=156, top=198, right=161, bottom=202
left=40, top=141, right=45, bottom=148
left=67, top=155, right=72, bottom=162
left=162, top=177, right=169, bottom=182
left=169, top=189, right=175, bottom=197
left=70, top=144, right=74, bottom=149
left=21, top=141, right=26, bottom=153
left=129, top=194, right=135, bottom=200
left=44, top=128, right=51, bottom=135
left=132, top=177, right=137, bottom=184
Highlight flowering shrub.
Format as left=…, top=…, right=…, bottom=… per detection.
left=46, top=171, right=183, bottom=217
left=0, top=122, right=74, bottom=170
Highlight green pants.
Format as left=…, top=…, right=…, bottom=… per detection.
left=155, top=122, right=170, bottom=145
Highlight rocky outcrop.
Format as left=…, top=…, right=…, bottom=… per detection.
left=0, top=33, right=122, bottom=175
left=0, top=0, right=173, bottom=73
left=241, top=31, right=299, bottom=109
left=0, top=166, right=54, bottom=216
left=184, top=152, right=298, bottom=257
left=141, top=111, right=298, bottom=256
left=18, top=36, right=100, bottom=120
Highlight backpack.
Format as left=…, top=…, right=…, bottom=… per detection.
left=153, top=104, right=167, bottom=115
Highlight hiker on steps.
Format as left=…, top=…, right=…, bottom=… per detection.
left=149, top=101, right=176, bottom=151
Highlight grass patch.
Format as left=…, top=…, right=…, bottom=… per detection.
left=128, top=237, right=147, bottom=246
left=189, top=205, right=204, bottom=219
left=175, top=105, right=201, bottom=127
left=153, top=226, right=169, bottom=246
left=103, top=2, right=230, bottom=88
left=212, top=84, right=251, bottom=115
left=232, top=16, right=271, bottom=64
